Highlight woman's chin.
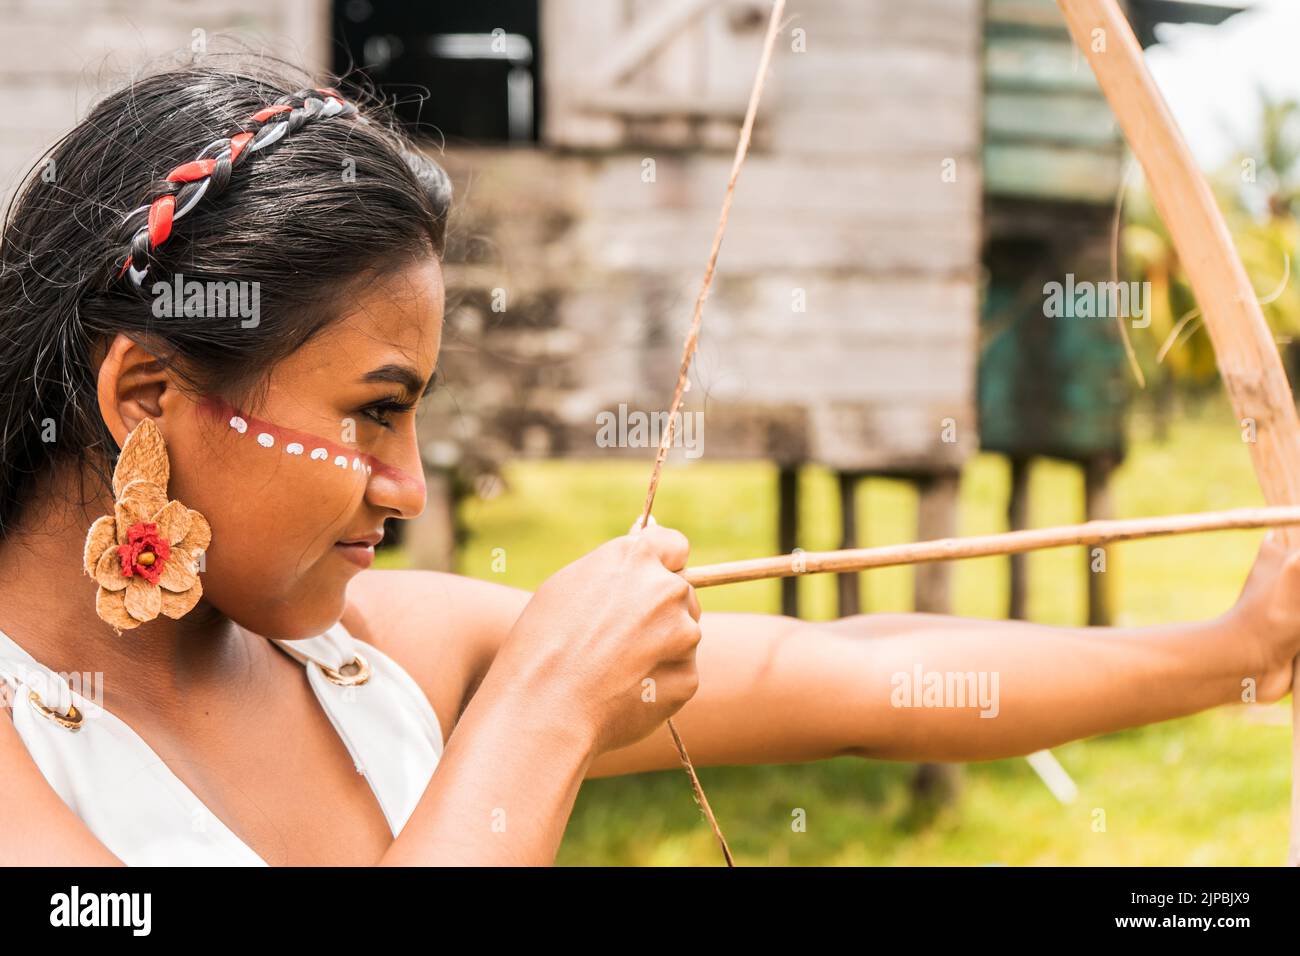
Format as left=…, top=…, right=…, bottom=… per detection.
left=213, top=583, right=350, bottom=641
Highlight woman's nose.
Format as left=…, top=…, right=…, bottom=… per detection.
left=364, top=432, right=426, bottom=519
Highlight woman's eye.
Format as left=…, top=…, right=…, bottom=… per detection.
left=360, top=400, right=415, bottom=430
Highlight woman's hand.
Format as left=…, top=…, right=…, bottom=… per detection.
left=489, top=523, right=703, bottom=756
left=1225, top=531, right=1300, bottom=703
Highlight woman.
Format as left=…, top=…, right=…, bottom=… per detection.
left=1, top=57, right=1297, bottom=867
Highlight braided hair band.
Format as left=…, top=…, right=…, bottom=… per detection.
left=114, top=87, right=357, bottom=290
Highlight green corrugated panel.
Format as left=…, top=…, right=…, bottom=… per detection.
left=984, top=143, right=1125, bottom=202
left=984, top=21, right=1125, bottom=203
left=978, top=278, right=1130, bottom=460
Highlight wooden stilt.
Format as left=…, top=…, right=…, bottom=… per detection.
left=1007, top=456, right=1031, bottom=620
left=778, top=465, right=799, bottom=618
left=915, top=473, right=961, bottom=614
left=1084, top=456, right=1116, bottom=626
left=912, top=472, right=963, bottom=809
left=406, top=467, right=460, bottom=572
left=836, top=471, right=862, bottom=618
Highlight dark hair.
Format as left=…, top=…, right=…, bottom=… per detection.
left=0, top=53, right=452, bottom=537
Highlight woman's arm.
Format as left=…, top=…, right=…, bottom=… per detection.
left=585, top=607, right=1242, bottom=775
left=0, top=693, right=125, bottom=865
left=360, top=528, right=703, bottom=866
left=376, top=659, right=598, bottom=866
left=587, top=538, right=1300, bottom=775
left=362, top=536, right=1300, bottom=786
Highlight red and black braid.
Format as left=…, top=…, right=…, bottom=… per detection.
left=113, top=87, right=357, bottom=290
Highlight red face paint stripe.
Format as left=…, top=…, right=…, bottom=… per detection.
left=196, top=396, right=423, bottom=488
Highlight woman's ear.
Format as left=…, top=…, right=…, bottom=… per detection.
left=95, top=332, right=178, bottom=447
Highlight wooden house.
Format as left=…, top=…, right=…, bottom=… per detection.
left=400, top=0, right=985, bottom=621
left=0, top=0, right=1243, bottom=625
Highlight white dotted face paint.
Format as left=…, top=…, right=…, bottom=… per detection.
left=215, top=401, right=377, bottom=477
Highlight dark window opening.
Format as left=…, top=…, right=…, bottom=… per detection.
left=332, top=0, right=541, bottom=144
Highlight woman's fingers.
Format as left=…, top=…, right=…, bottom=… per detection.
left=629, top=522, right=690, bottom=572
left=626, top=519, right=699, bottom=619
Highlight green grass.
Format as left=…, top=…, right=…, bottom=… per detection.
left=385, top=398, right=1294, bottom=865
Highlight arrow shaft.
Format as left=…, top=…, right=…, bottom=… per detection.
left=683, top=505, right=1300, bottom=588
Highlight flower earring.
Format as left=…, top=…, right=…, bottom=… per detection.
left=82, top=418, right=211, bottom=633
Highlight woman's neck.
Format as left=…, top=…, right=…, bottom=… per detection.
left=0, top=467, right=267, bottom=729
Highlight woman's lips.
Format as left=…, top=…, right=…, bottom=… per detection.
left=333, top=541, right=375, bottom=569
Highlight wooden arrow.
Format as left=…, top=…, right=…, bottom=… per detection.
left=682, top=505, right=1300, bottom=588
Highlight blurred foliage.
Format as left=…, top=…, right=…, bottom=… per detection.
left=1122, top=88, right=1300, bottom=395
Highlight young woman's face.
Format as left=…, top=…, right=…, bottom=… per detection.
left=162, top=255, right=444, bottom=639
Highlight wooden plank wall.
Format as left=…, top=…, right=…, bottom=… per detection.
left=424, top=0, right=984, bottom=476
left=0, top=0, right=330, bottom=203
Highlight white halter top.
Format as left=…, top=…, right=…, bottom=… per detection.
left=0, top=620, right=444, bottom=865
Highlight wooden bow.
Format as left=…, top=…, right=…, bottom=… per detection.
left=1057, top=0, right=1300, bottom=864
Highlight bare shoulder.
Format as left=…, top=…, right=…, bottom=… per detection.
left=340, top=569, right=532, bottom=744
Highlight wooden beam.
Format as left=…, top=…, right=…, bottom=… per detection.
left=570, top=88, right=747, bottom=120
left=587, top=0, right=718, bottom=87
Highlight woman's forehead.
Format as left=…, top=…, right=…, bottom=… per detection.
left=315, top=259, right=444, bottom=363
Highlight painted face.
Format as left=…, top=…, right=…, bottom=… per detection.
left=162, top=256, right=443, bottom=639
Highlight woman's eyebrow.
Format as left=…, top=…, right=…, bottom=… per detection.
left=362, top=363, right=438, bottom=398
